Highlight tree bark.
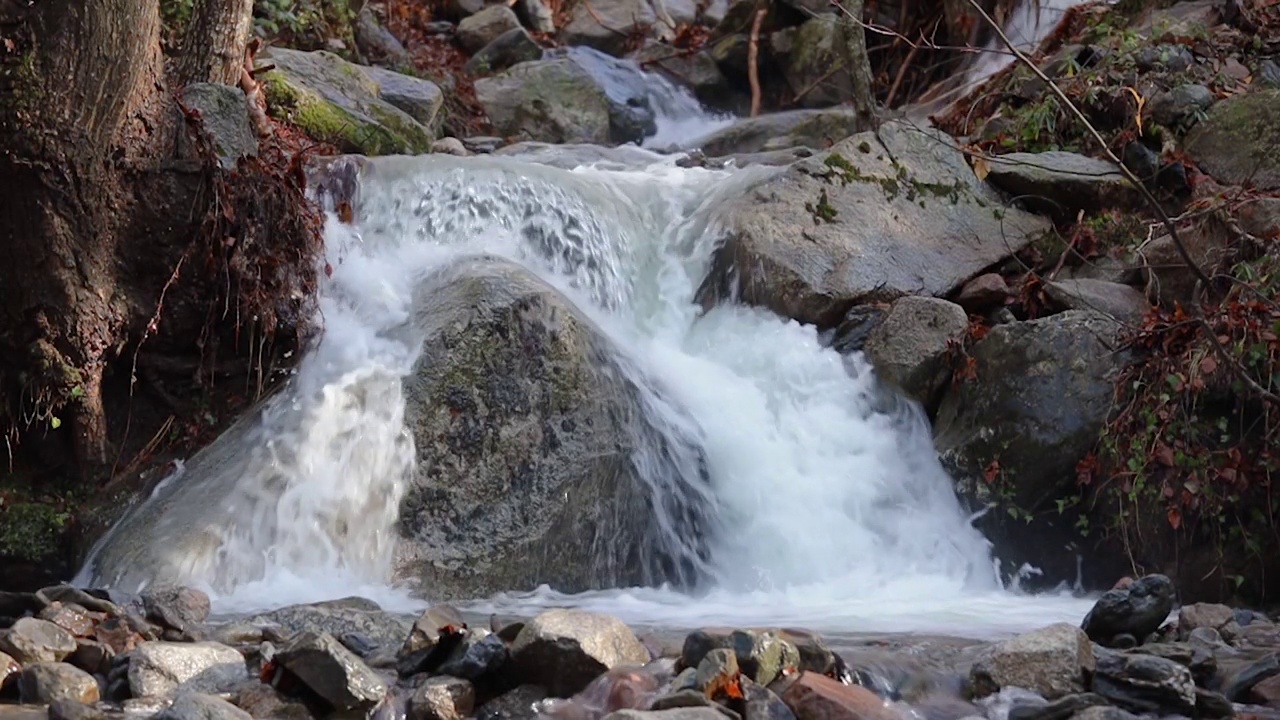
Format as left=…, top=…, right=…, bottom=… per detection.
left=177, top=0, right=256, bottom=85
left=837, top=0, right=878, bottom=127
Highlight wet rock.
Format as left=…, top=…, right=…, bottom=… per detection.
left=1006, top=693, right=1106, bottom=720
left=863, top=297, right=968, bottom=409
left=277, top=631, right=387, bottom=712
left=1185, top=89, right=1280, bottom=190
left=1067, top=707, right=1139, bottom=720
left=935, top=311, right=1125, bottom=514
left=1252, top=673, right=1280, bottom=707
left=395, top=256, right=712, bottom=598
left=475, top=57, right=614, bottom=144
left=560, top=0, right=664, bottom=56
left=142, top=587, right=211, bottom=635
left=18, top=662, right=99, bottom=704
left=516, top=0, right=556, bottom=31
left=458, top=5, right=522, bottom=53
left=970, top=623, right=1093, bottom=700
left=38, top=603, right=98, bottom=638
left=128, top=641, right=248, bottom=697
left=1147, top=84, right=1215, bottom=128
left=1081, top=574, right=1176, bottom=647
left=177, top=83, right=258, bottom=170
left=1138, top=219, right=1234, bottom=307
left=605, top=710, right=732, bottom=720
left=633, top=45, right=735, bottom=111
left=696, top=648, right=740, bottom=690
left=1091, top=649, right=1195, bottom=715
left=697, top=121, right=1048, bottom=328
left=48, top=699, right=105, bottom=720
left=680, top=629, right=801, bottom=687
left=1195, top=687, right=1234, bottom=718
left=476, top=684, right=548, bottom=720
left=1135, top=45, right=1193, bottom=72
left=1130, top=643, right=1215, bottom=685
left=1042, top=279, right=1150, bottom=323
left=234, top=681, right=313, bottom=720
left=431, top=137, right=469, bottom=155
left=1257, top=59, right=1280, bottom=90
left=259, top=47, right=439, bottom=155
left=651, top=690, right=737, bottom=718
left=156, top=691, right=253, bottom=720
left=1219, top=652, right=1280, bottom=701
left=437, top=631, right=508, bottom=679
left=356, top=5, right=412, bottom=69
left=953, top=274, right=1010, bottom=312
left=411, top=676, right=476, bottom=720
left=687, top=108, right=869, bottom=156
left=465, top=28, right=544, bottom=76
left=123, top=697, right=172, bottom=715
left=250, top=598, right=412, bottom=652
left=776, top=631, right=836, bottom=676
left=511, top=610, right=650, bottom=696
left=539, top=666, right=665, bottom=720
left=744, top=678, right=797, bottom=720
left=402, top=605, right=468, bottom=657
left=68, top=640, right=114, bottom=676
left=363, top=65, right=447, bottom=133
left=780, top=672, right=899, bottom=720
left=984, top=151, right=1138, bottom=221
left=1, top=651, right=20, bottom=692
left=0, top=618, right=78, bottom=664
left=1179, top=604, right=1235, bottom=638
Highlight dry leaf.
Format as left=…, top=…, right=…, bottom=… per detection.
left=972, top=155, right=990, bottom=182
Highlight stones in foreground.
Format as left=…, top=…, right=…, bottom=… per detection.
left=1, top=578, right=1279, bottom=720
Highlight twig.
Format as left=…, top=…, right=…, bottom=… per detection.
left=240, top=39, right=271, bottom=138
left=964, top=0, right=1280, bottom=407
left=885, top=38, right=920, bottom=107
left=748, top=6, right=766, bottom=117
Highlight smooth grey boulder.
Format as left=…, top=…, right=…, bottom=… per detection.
left=276, top=632, right=387, bottom=712
left=510, top=609, right=650, bottom=696
left=464, top=28, right=544, bottom=76
left=969, top=623, right=1095, bottom=700
left=0, top=618, right=77, bottom=665
left=128, top=641, right=248, bottom=698
left=247, top=598, right=412, bottom=652
left=1082, top=574, right=1176, bottom=646
left=394, top=254, right=714, bottom=599
left=696, top=121, right=1050, bottom=328
left=1043, top=279, right=1150, bottom=323
left=458, top=5, right=522, bottom=53
left=178, top=83, right=258, bottom=169
left=984, top=151, right=1140, bottom=220
left=863, top=297, right=969, bottom=410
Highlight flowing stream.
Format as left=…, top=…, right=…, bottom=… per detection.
left=77, top=50, right=1097, bottom=641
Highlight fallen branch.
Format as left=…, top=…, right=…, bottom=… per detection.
left=964, top=0, right=1280, bottom=407
left=748, top=6, right=766, bottom=117
left=240, top=39, right=271, bottom=138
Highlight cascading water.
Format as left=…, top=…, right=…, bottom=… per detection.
left=77, top=64, right=1096, bottom=638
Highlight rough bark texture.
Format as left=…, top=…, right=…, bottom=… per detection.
left=0, top=0, right=172, bottom=474
left=177, top=0, right=256, bottom=85
left=837, top=0, right=877, bottom=125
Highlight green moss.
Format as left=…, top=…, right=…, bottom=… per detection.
left=366, top=103, right=433, bottom=153
left=262, top=71, right=414, bottom=155
left=0, top=503, right=70, bottom=561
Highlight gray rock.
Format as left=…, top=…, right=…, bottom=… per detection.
left=68, top=640, right=114, bottom=676
left=1178, top=603, right=1235, bottom=638
left=1092, top=649, right=1196, bottom=715
left=984, top=151, right=1139, bottom=220
left=864, top=297, right=969, bottom=409
left=1082, top=575, right=1176, bottom=646
left=402, top=604, right=467, bottom=657
left=18, top=663, right=100, bottom=704
left=695, top=649, right=739, bottom=689
left=432, top=137, right=469, bottom=156
left=438, top=632, right=507, bottom=679
left=35, top=587, right=120, bottom=618
left=687, top=107, right=869, bottom=156
left=560, top=0, right=663, bottom=55
left=393, top=255, right=712, bottom=598
left=1257, top=59, right=1280, bottom=90
left=604, top=710, right=731, bottom=720
left=155, top=692, right=253, bottom=720
left=411, top=676, right=476, bottom=720
left=178, top=83, right=258, bottom=170
left=234, top=681, right=313, bottom=720
left=475, top=58, right=613, bottom=144
left=954, top=274, right=1011, bottom=311
left=0, top=618, right=77, bottom=665
left=827, top=305, right=888, bottom=355
left=356, top=5, right=412, bottom=69
left=1218, top=652, right=1280, bottom=701
left=362, top=65, right=446, bottom=135
left=277, top=632, right=386, bottom=712
left=1006, top=693, right=1106, bottom=720
left=742, top=678, right=796, bottom=720
left=516, top=0, right=556, bottom=32
left=935, top=310, right=1125, bottom=514
left=1068, top=707, right=1141, bottom=720
left=129, top=641, right=247, bottom=698
left=142, top=586, right=211, bottom=634
left=781, top=16, right=857, bottom=109
left=48, top=699, right=105, bottom=720
left=463, top=136, right=505, bottom=153
left=37, top=603, right=97, bottom=639
left=248, top=598, right=411, bottom=652
left=260, top=47, right=438, bottom=155
left=1043, top=279, right=1149, bottom=323
left=1147, top=84, right=1215, bottom=127
left=475, top=684, right=548, bottom=720
left=465, top=28, right=544, bottom=76
left=696, top=121, right=1049, bottom=328
left=1130, top=642, right=1216, bottom=686
left=511, top=609, right=650, bottom=696
left=554, top=47, right=660, bottom=143
left=1135, top=45, right=1193, bottom=72
left=458, top=5, right=522, bottom=53
left=1185, top=89, right=1280, bottom=191
left=969, top=623, right=1094, bottom=700
left=633, top=44, right=735, bottom=111
left=679, top=629, right=800, bottom=687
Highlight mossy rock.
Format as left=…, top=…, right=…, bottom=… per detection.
left=0, top=502, right=71, bottom=561
left=260, top=48, right=439, bottom=155
left=1185, top=89, right=1280, bottom=191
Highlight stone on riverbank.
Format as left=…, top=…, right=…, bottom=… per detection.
left=1082, top=574, right=1176, bottom=647
left=686, top=108, right=869, bottom=157
left=984, top=151, right=1140, bottom=221
left=780, top=672, right=900, bottom=720
left=680, top=628, right=801, bottom=686
left=511, top=609, right=650, bottom=696
left=863, top=297, right=969, bottom=410
left=969, top=623, right=1094, bottom=700
left=18, top=662, right=100, bottom=705
left=277, top=631, right=388, bottom=712
left=1185, top=89, right=1280, bottom=191
left=411, top=675, right=477, bottom=720
left=1092, top=649, right=1196, bottom=715
left=128, top=641, right=248, bottom=698
left=156, top=692, right=253, bottom=720
left=0, top=618, right=77, bottom=665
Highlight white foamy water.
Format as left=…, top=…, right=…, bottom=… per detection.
left=76, top=59, right=1097, bottom=637
left=966, top=0, right=1084, bottom=88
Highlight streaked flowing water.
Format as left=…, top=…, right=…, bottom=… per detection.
left=77, top=57, right=1096, bottom=641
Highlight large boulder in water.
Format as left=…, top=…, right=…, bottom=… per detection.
left=695, top=120, right=1050, bottom=328
left=393, top=254, right=714, bottom=599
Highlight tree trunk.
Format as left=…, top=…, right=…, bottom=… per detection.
left=0, top=0, right=256, bottom=481
left=837, top=0, right=878, bottom=127
left=177, top=0, right=256, bottom=86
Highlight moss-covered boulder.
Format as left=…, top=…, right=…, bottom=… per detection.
left=1185, top=89, right=1280, bottom=191
left=0, top=501, right=74, bottom=591
left=394, top=254, right=715, bottom=599
left=259, top=48, right=441, bottom=155
left=777, top=16, right=856, bottom=109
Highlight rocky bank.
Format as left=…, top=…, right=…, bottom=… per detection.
left=2, top=575, right=1280, bottom=720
